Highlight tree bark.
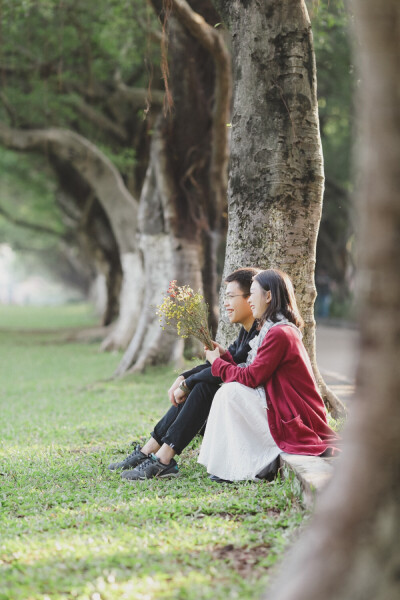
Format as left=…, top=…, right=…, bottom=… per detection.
left=0, top=123, right=142, bottom=349
left=215, top=0, right=345, bottom=418
left=264, top=2, right=400, bottom=599
left=115, top=0, right=230, bottom=374
left=170, top=0, right=232, bottom=336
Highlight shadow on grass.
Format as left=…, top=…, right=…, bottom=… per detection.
left=1, top=532, right=280, bottom=600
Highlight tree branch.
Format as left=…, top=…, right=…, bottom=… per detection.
left=111, top=83, right=165, bottom=109
left=68, top=97, right=129, bottom=142
left=0, top=122, right=138, bottom=255
left=170, top=0, right=232, bottom=221
left=0, top=203, right=63, bottom=237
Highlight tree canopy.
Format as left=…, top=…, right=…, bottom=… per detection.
left=0, top=0, right=354, bottom=362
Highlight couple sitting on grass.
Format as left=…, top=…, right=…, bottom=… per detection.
left=108, top=267, right=338, bottom=483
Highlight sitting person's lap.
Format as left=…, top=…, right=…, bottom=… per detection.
left=198, top=382, right=281, bottom=482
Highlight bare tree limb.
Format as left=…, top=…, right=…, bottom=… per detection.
left=111, top=83, right=165, bottom=109
left=68, top=97, right=129, bottom=142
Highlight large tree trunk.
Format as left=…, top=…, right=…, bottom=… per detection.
left=114, top=116, right=203, bottom=375
left=215, top=0, right=345, bottom=418
left=264, top=2, right=400, bottom=599
left=0, top=123, right=142, bottom=349
left=115, top=0, right=231, bottom=375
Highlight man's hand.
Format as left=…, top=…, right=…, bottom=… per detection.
left=168, top=375, right=184, bottom=404
left=173, top=387, right=187, bottom=406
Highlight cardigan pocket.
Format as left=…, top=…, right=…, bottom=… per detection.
left=281, top=415, right=322, bottom=445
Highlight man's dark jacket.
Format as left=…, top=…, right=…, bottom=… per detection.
left=180, top=322, right=258, bottom=390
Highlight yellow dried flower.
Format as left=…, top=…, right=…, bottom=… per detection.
left=156, top=280, right=213, bottom=350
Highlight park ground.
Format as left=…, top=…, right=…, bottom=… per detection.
left=0, top=304, right=306, bottom=600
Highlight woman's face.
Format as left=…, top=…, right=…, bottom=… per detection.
left=248, top=280, right=271, bottom=318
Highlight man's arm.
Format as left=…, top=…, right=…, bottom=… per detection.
left=180, top=362, right=210, bottom=379
left=183, top=325, right=258, bottom=389
left=184, top=366, right=222, bottom=389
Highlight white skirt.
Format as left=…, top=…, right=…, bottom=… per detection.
left=198, top=382, right=281, bottom=481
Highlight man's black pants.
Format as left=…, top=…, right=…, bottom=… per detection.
left=151, top=381, right=220, bottom=455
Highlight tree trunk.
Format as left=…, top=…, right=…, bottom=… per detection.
left=263, top=2, right=400, bottom=599
left=53, top=163, right=123, bottom=327
left=115, top=0, right=231, bottom=374
left=114, top=116, right=208, bottom=375
left=0, top=123, right=142, bottom=349
left=215, top=0, right=345, bottom=418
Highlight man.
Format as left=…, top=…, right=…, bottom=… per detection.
left=108, top=267, right=260, bottom=480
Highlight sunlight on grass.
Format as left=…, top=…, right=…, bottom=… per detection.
left=0, top=303, right=98, bottom=329
left=0, top=310, right=305, bottom=600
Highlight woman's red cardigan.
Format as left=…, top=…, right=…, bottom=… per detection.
left=211, top=324, right=339, bottom=455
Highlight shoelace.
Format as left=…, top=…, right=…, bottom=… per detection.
left=125, top=444, right=142, bottom=460
left=135, top=456, right=156, bottom=472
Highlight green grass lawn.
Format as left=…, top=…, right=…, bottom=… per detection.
left=0, top=305, right=305, bottom=600
left=0, top=303, right=97, bottom=330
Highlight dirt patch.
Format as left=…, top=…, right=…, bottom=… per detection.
left=211, top=543, right=272, bottom=577
left=67, top=446, right=103, bottom=455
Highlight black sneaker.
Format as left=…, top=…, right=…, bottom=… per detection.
left=121, top=454, right=179, bottom=481
left=209, top=474, right=232, bottom=483
left=108, top=443, right=148, bottom=471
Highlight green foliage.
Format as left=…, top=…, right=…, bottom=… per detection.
left=308, top=1, right=355, bottom=300
left=310, top=0, right=353, bottom=185
left=97, top=144, right=137, bottom=173
left=0, top=146, right=65, bottom=250
left=0, top=0, right=159, bottom=126
left=0, top=0, right=160, bottom=264
left=0, top=306, right=305, bottom=600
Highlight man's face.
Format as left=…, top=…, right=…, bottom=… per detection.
left=223, top=281, right=253, bottom=325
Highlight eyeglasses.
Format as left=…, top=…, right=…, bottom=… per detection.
left=224, top=294, right=248, bottom=300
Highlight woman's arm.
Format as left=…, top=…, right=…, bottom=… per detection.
left=211, top=327, right=288, bottom=388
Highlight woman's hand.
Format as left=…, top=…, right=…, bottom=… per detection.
left=204, top=341, right=227, bottom=363
left=205, top=346, right=221, bottom=365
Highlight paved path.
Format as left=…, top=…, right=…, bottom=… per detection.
left=315, top=323, right=359, bottom=405
left=282, top=323, right=359, bottom=506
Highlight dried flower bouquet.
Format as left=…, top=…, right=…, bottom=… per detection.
left=156, top=280, right=214, bottom=350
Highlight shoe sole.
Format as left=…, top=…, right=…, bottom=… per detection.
left=108, top=458, right=148, bottom=471
left=125, top=472, right=180, bottom=481
left=108, top=464, right=143, bottom=471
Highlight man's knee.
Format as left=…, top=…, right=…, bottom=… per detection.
left=186, top=381, right=220, bottom=404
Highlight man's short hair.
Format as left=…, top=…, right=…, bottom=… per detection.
left=225, top=267, right=262, bottom=296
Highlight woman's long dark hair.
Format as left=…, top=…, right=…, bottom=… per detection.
left=254, top=269, right=304, bottom=329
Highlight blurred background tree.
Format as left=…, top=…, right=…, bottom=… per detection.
left=0, top=0, right=162, bottom=335
left=0, top=0, right=230, bottom=370
left=309, top=0, right=355, bottom=318
left=0, top=0, right=354, bottom=368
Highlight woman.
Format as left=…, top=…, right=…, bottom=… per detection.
left=198, top=269, right=339, bottom=482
